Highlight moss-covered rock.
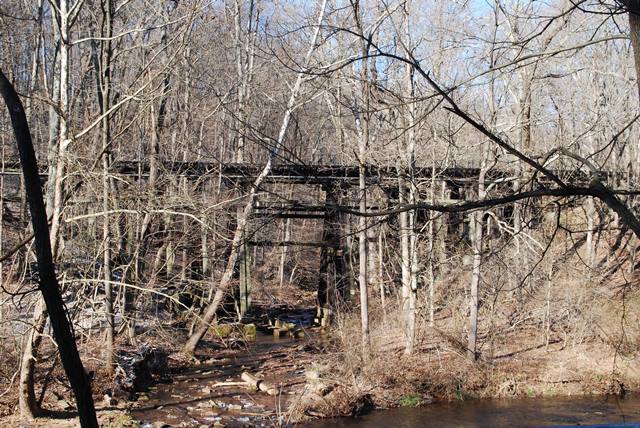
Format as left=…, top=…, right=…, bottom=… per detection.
left=243, top=323, right=257, bottom=340
left=213, top=324, right=234, bottom=338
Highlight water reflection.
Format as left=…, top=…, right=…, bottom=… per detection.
left=304, top=394, right=640, bottom=427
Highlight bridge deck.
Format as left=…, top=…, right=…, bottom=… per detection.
left=0, top=159, right=615, bottom=186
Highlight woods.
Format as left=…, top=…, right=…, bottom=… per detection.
left=2, top=0, right=640, bottom=426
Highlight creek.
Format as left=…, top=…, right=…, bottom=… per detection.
left=132, top=309, right=318, bottom=428
left=304, top=393, right=640, bottom=427
left=130, top=306, right=640, bottom=428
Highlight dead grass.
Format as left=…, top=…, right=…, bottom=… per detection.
left=287, top=228, right=640, bottom=422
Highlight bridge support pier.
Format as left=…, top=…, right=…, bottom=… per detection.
left=316, top=183, right=349, bottom=325
left=238, top=237, right=251, bottom=318
left=233, top=184, right=252, bottom=319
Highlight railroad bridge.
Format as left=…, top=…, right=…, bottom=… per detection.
left=1, top=159, right=621, bottom=316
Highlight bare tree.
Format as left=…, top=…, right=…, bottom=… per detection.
left=350, top=0, right=371, bottom=355
left=0, top=70, right=98, bottom=428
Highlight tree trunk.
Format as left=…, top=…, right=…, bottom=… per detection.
left=1, top=69, right=99, bottom=427
left=378, top=226, right=387, bottom=323
left=279, top=185, right=293, bottom=286
left=49, top=0, right=72, bottom=256
left=468, top=209, right=482, bottom=361
left=357, top=135, right=370, bottom=355
left=398, top=179, right=412, bottom=347
left=18, top=301, right=47, bottom=419
left=586, top=197, right=596, bottom=270
left=428, top=142, right=437, bottom=327
left=468, top=162, right=487, bottom=361
left=623, top=2, right=640, bottom=98
left=400, top=3, right=417, bottom=355
left=352, top=0, right=370, bottom=355
left=279, top=217, right=291, bottom=286
left=92, top=0, right=115, bottom=377
left=18, top=1, right=61, bottom=417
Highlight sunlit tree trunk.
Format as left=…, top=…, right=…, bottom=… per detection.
left=399, top=2, right=418, bottom=354
left=18, top=0, right=67, bottom=417
left=428, top=132, right=438, bottom=327
left=50, top=0, right=71, bottom=255
left=352, top=0, right=371, bottom=356
left=468, top=160, right=487, bottom=361
left=232, top=0, right=259, bottom=162
left=18, top=301, right=47, bottom=419
left=93, top=0, right=115, bottom=376
left=468, top=210, right=482, bottom=361
left=620, top=1, right=640, bottom=98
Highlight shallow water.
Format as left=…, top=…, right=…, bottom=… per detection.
left=304, top=394, right=640, bottom=427
left=132, top=331, right=305, bottom=427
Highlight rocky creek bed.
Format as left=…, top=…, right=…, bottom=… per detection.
left=131, top=311, right=321, bottom=427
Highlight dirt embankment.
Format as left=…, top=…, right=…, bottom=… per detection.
left=285, top=310, right=640, bottom=423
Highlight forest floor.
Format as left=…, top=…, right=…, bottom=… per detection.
left=3, top=316, right=639, bottom=428
left=0, top=306, right=326, bottom=428
left=1, top=285, right=640, bottom=427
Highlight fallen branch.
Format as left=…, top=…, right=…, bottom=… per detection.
left=241, top=371, right=279, bottom=396
left=210, top=381, right=247, bottom=388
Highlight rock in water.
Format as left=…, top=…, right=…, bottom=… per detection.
left=350, top=394, right=375, bottom=416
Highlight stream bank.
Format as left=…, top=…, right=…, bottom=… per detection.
left=3, top=302, right=639, bottom=428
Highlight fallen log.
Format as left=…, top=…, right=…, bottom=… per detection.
left=241, top=371, right=279, bottom=396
